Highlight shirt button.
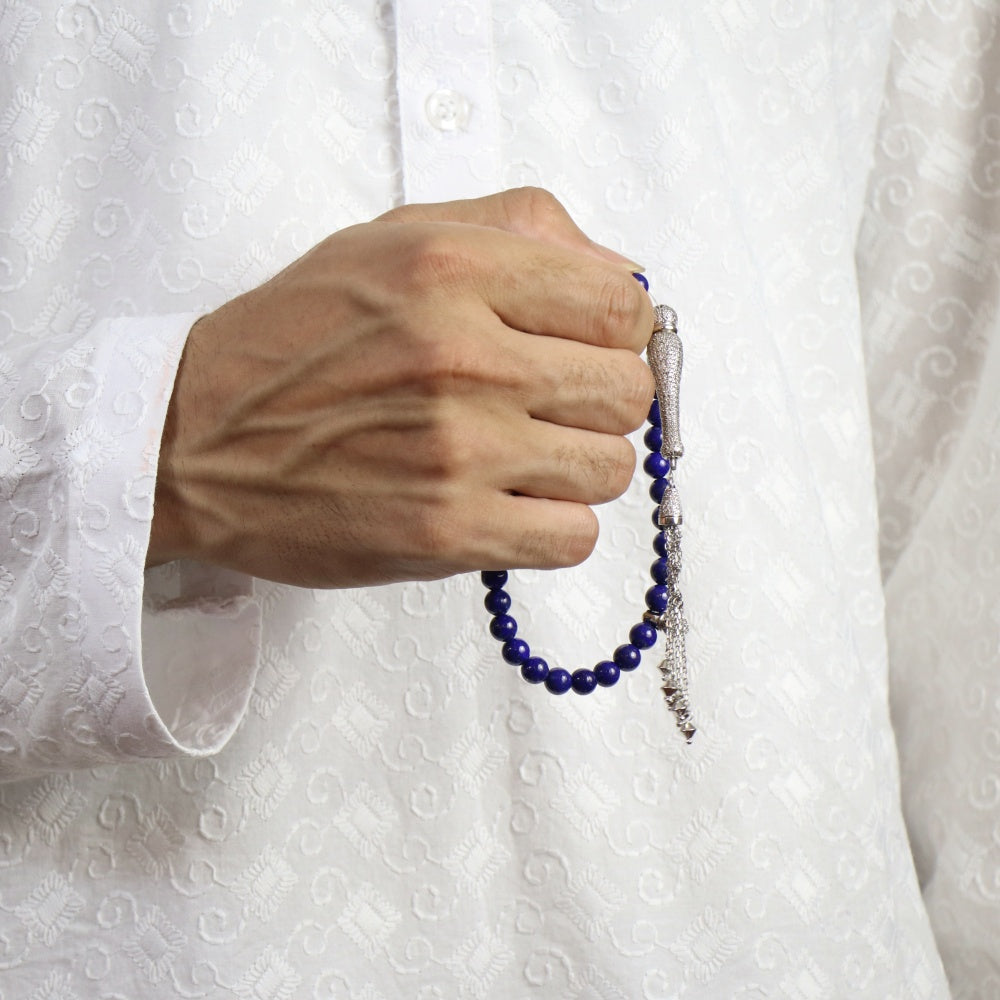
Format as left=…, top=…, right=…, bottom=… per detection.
left=425, top=89, right=471, bottom=132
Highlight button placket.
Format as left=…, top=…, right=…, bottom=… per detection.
left=393, top=0, right=500, bottom=202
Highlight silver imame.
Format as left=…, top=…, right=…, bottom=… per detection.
left=646, top=303, right=695, bottom=742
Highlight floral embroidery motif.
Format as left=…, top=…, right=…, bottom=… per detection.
left=233, top=947, right=302, bottom=1000
left=10, top=188, right=77, bottom=264
left=123, top=906, right=186, bottom=984
left=92, top=8, right=157, bottom=84
left=337, top=883, right=400, bottom=960
left=0, top=426, right=39, bottom=500
left=17, top=774, right=84, bottom=845
left=15, top=873, right=84, bottom=946
left=0, top=87, right=57, bottom=163
left=439, top=723, right=506, bottom=796
left=0, top=0, right=40, bottom=65
left=234, top=742, right=295, bottom=820
left=205, top=42, right=272, bottom=115
left=125, top=806, right=184, bottom=878
left=232, top=845, right=298, bottom=921
left=333, top=783, right=396, bottom=860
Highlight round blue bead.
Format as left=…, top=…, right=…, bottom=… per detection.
left=483, top=589, right=511, bottom=615
left=648, top=397, right=661, bottom=427
left=481, top=570, right=508, bottom=589
left=502, top=638, right=530, bottom=665
left=629, top=621, right=658, bottom=649
left=544, top=668, right=572, bottom=695
left=653, top=532, right=668, bottom=557
left=650, top=557, right=670, bottom=584
left=571, top=669, right=598, bottom=695
left=613, top=643, right=642, bottom=672
left=649, top=477, right=667, bottom=503
left=594, top=660, right=620, bottom=687
left=489, top=614, right=518, bottom=641
left=651, top=507, right=664, bottom=528
left=643, top=425, right=662, bottom=453
left=643, top=452, right=670, bottom=479
left=645, top=585, right=669, bottom=613
left=521, top=656, right=549, bottom=684
left=632, top=272, right=649, bottom=291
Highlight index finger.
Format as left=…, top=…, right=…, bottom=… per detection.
left=470, top=227, right=655, bottom=355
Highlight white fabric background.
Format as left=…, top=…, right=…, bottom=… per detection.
left=0, top=0, right=993, bottom=996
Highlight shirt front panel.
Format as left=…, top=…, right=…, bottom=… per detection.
left=0, top=2, right=951, bottom=998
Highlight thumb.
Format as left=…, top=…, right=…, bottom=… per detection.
left=379, top=187, right=645, bottom=271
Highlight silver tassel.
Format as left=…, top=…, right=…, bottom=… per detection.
left=647, top=305, right=696, bottom=743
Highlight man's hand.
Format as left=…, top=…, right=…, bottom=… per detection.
left=148, top=188, right=655, bottom=588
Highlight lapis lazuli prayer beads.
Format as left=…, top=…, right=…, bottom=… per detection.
left=480, top=277, right=696, bottom=742
left=480, top=395, right=673, bottom=697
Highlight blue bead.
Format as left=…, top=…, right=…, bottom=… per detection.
left=571, top=669, right=598, bottom=695
left=643, top=425, right=662, bottom=453
left=650, top=558, right=670, bottom=584
left=594, top=660, right=620, bottom=687
left=521, top=656, right=549, bottom=684
left=632, top=272, right=649, bottom=291
left=544, top=668, right=572, bottom=695
left=653, top=532, right=668, bottom=557
left=613, top=643, right=642, bottom=672
left=481, top=570, right=508, bottom=589
left=649, top=477, right=667, bottom=503
left=648, top=397, right=661, bottom=427
left=483, top=589, right=511, bottom=615
left=645, top=585, right=669, bottom=613
left=502, top=638, right=530, bottom=665
left=489, top=614, right=518, bottom=641
left=629, top=622, right=658, bottom=649
left=652, top=507, right=664, bottom=528
left=643, top=452, right=670, bottom=479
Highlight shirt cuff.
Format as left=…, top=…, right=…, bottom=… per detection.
left=140, top=562, right=262, bottom=756
left=78, top=313, right=262, bottom=763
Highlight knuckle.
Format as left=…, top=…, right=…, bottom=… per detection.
left=542, top=353, right=590, bottom=414
left=421, top=408, right=475, bottom=478
left=605, top=438, right=638, bottom=496
left=407, top=503, right=459, bottom=564
left=559, top=510, right=600, bottom=566
left=503, top=186, right=566, bottom=236
left=553, top=437, right=635, bottom=503
left=515, top=508, right=598, bottom=569
left=622, top=354, right=656, bottom=428
left=410, top=332, right=459, bottom=385
left=404, top=229, right=476, bottom=292
left=375, top=203, right=411, bottom=223
left=413, top=502, right=457, bottom=554
left=408, top=331, right=489, bottom=401
left=593, top=275, right=645, bottom=347
left=405, top=479, right=482, bottom=567
left=587, top=439, right=636, bottom=501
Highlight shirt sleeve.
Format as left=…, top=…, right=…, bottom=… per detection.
left=0, top=313, right=262, bottom=783
left=858, top=0, right=1000, bottom=985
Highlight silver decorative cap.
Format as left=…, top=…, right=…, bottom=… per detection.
left=648, top=306, right=683, bottom=461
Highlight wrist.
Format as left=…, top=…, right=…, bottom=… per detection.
left=147, top=316, right=207, bottom=568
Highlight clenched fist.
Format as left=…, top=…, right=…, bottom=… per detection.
left=148, top=188, right=656, bottom=587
